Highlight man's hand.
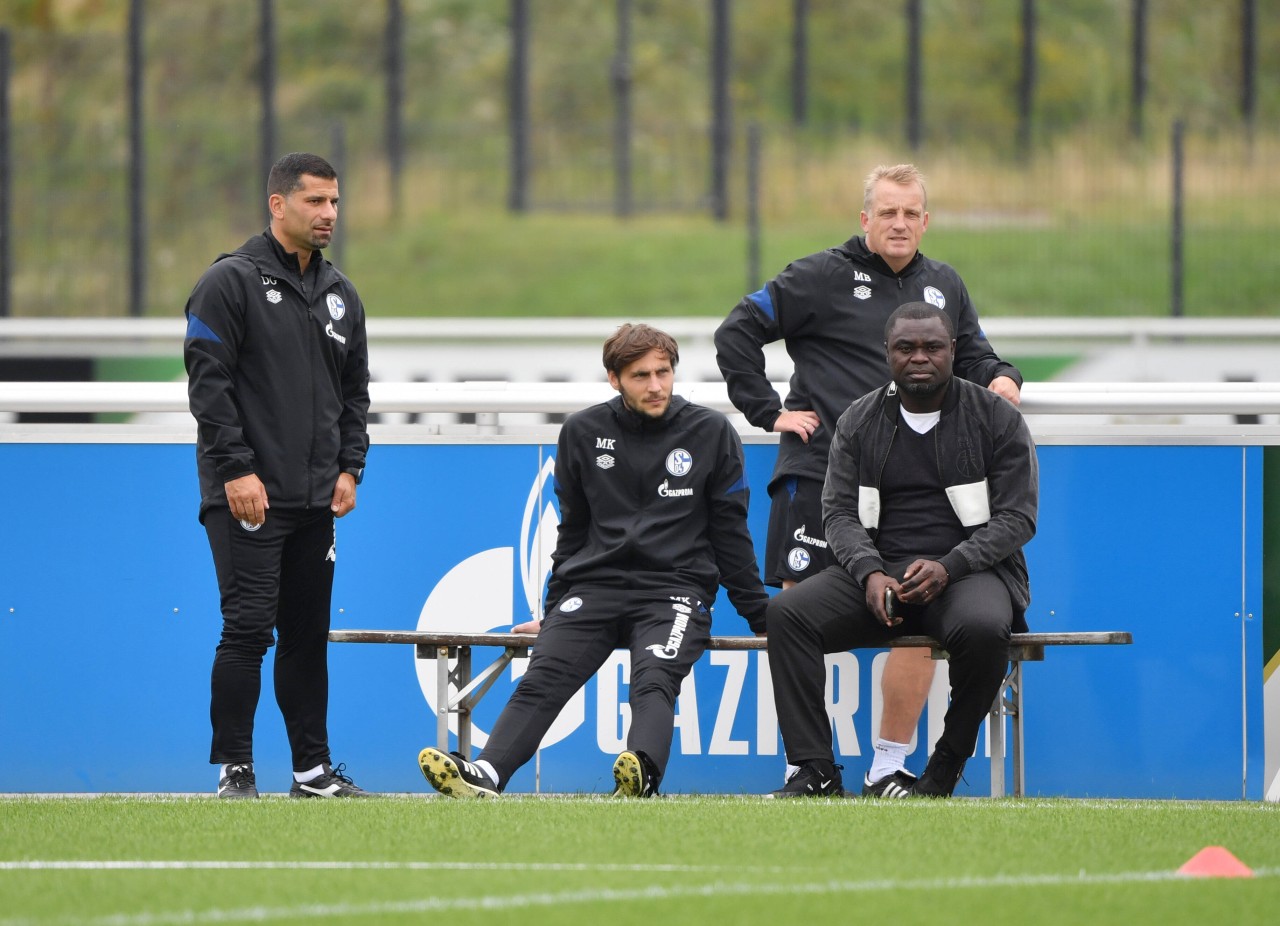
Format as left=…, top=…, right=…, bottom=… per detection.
left=898, top=558, right=948, bottom=605
left=330, top=472, right=357, bottom=518
left=988, top=376, right=1021, bottom=406
left=225, top=473, right=269, bottom=527
left=864, top=571, right=901, bottom=627
left=512, top=619, right=540, bottom=634
left=772, top=409, right=821, bottom=443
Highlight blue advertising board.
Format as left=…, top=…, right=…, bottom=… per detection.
left=0, top=439, right=1265, bottom=798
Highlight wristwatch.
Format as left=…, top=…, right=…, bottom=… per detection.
left=343, top=466, right=364, bottom=486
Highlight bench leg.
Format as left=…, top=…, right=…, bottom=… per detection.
left=1011, top=661, right=1025, bottom=797
left=456, top=646, right=473, bottom=759
left=434, top=645, right=452, bottom=755
left=987, top=661, right=1025, bottom=798
left=989, top=684, right=1005, bottom=797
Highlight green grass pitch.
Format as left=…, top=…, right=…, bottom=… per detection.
left=1, top=795, right=1277, bottom=925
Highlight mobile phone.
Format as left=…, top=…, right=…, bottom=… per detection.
left=884, top=588, right=899, bottom=624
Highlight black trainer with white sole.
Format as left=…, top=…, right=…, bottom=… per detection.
left=289, top=762, right=372, bottom=798
left=862, top=769, right=918, bottom=799
left=418, top=747, right=500, bottom=798
left=217, top=763, right=258, bottom=799
left=768, top=760, right=846, bottom=798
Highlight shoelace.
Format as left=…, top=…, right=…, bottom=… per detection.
left=329, top=762, right=355, bottom=785
left=224, top=765, right=254, bottom=787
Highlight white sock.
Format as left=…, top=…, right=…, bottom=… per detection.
left=294, top=763, right=326, bottom=783
left=220, top=762, right=250, bottom=777
left=474, top=759, right=499, bottom=786
left=868, top=738, right=911, bottom=783
left=783, top=763, right=801, bottom=783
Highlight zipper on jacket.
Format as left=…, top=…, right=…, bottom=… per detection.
left=875, top=423, right=899, bottom=502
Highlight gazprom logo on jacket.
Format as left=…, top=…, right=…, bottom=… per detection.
left=326, top=293, right=346, bottom=320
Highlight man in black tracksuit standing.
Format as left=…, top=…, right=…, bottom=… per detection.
left=418, top=324, right=769, bottom=798
left=185, top=152, right=371, bottom=799
left=715, top=164, right=1023, bottom=795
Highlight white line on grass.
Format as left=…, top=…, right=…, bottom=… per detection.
left=1, top=866, right=1276, bottom=926
left=0, top=860, right=768, bottom=873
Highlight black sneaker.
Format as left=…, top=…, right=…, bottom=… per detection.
left=418, top=747, right=499, bottom=799
left=768, top=760, right=845, bottom=798
left=612, top=750, right=660, bottom=797
left=862, top=769, right=918, bottom=798
left=912, top=744, right=967, bottom=797
left=289, top=762, right=372, bottom=798
left=217, top=763, right=257, bottom=799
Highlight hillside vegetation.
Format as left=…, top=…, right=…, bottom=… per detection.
left=1, top=0, right=1277, bottom=317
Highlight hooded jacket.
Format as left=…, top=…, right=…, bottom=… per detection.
left=184, top=231, right=370, bottom=517
left=715, top=235, right=1021, bottom=489
left=822, top=376, right=1037, bottom=625
left=545, top=394, right=769, bottom=632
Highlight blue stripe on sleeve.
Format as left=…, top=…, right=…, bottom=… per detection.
left=725, top=474, right=749, bottom=495
left=746, top=286, right=775, bottom=321
left=185, top=312, right=222, bottom=344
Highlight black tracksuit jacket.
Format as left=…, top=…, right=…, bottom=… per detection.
left=545, top=395, right=769, bottom=632
left=715, top=235, right=1021, bottom=490
left=184, top=231, right=370, bottom=518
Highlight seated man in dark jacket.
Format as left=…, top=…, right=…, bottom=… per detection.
left=766, top=302, right=1038, bottom=798
left=418, top=323, right=769, bottom=798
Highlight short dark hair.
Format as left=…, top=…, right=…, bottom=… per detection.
left=267, top=152, right=337, bottom=198
left=884, top=301, right=955, bottom=342
left=602, top=323, right=680, bottom=376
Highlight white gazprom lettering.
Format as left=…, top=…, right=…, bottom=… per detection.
left=658, top=479, right=693, bottom=498
left=646, top=606, right=692, bottom=660
left=593, top=649, right=921, bottom=760
left=324, top=321, right=347, bottom=344
left=596, top=437, right=616, bottom=450
left=708, top=651, right=749, bottom=755
left=792, top=524, right=829, bottom=549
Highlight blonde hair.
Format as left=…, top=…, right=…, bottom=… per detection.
left=863, top=164, right=928, bottom=212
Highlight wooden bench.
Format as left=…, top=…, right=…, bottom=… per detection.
left=329, top=629, right=1132, bottom=797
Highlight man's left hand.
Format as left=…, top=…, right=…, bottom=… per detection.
left=898, top=559, right=948, bottom=605
left=330, top=472, right=357, bottom=517
left=988, top=375, right=1021, bottom=406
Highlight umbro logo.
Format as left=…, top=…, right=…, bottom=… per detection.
left=596, top=454, right=615, bottom=470
left=266, top=289, right=282, bottom=304
left=852, top=285, right=872, bottom=300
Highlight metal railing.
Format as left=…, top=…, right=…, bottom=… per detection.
left=5, top=380, right=1280, bottom=418
left=8, top=316, right=1280, bottom=357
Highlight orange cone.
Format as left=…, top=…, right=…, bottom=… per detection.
left=1177, top=846, right=1254, bottom=878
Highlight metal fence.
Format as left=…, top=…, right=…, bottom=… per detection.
left=0, top=2, right=1276, bottom=319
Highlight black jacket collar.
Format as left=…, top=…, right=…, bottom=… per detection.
left=611, top=394, right=689, bottom=433
left=840, top=234, right=925, bottom=279
left=880, top=377, right=958, bottom=423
